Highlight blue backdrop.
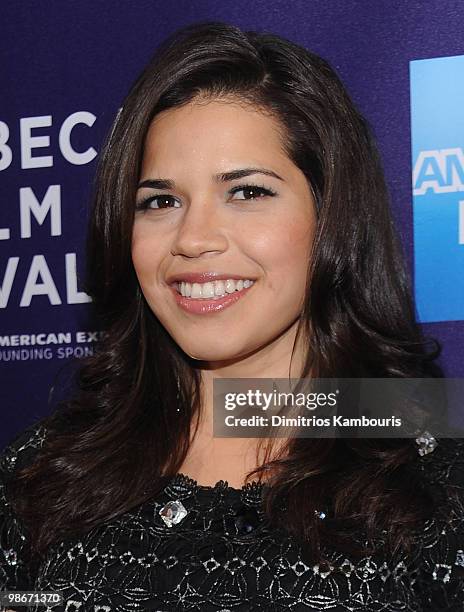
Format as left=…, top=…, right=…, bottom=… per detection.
left=1, top=0, right=463, bottom=449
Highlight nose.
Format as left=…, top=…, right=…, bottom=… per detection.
left=170, top=196, right=228, bottom=258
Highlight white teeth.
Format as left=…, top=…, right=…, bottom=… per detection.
left=225, top=279, right=236, bottom=294
left=190, top=283, right=202, bottom=298
left=201, top=282, right=215, bottom=298
left=214, top=280, right=225, bottom=296
left=176, top=279, right=254, bottom=299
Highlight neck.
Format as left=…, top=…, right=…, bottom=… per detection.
left=197, top=318, right=309, bottom=427
left=177, top=319, right=309, bottom=487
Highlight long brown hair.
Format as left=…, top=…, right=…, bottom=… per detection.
left=7, top=21, right=442, bottom=565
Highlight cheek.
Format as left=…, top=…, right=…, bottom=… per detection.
left=247, top=217, right=313, bottom=285
left=131, top=235, right=144, bottom=278
left=131, top=229, right=159, bottom=287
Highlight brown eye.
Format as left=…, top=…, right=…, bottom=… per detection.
left=229, top=185, right=277, bottom=201
left=136, top=195, right=181, bottom=210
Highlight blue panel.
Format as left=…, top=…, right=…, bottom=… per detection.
left=410, top=54, right=464, bottom=322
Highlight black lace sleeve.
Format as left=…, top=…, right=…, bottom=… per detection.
left=411, top=437, right=464, bottom=610
left=0, top=422, right=46, bottom=592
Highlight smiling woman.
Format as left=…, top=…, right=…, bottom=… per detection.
left=131, top=99, right=316, bottom=376
left=1, top=21, right=464, bottom=612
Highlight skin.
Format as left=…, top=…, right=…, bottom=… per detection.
left=132, top=97, right=317, bottom=486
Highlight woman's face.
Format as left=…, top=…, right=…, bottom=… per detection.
left=132, top=98, right=317, bottom=366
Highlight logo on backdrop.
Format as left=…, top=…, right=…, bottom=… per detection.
left=0, top=111, right=101, bottom=362
left=410, top=54, right=464, bottom=323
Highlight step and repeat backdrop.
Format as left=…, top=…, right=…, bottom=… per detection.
left=2, top=1, right=463, bottom=448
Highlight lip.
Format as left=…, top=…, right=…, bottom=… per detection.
left=169, top=282, right=254, bottom=315
left=166, top=272, right=256, bottom=285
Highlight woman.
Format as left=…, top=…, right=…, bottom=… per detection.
left=1, top=22, right=463, bottom=611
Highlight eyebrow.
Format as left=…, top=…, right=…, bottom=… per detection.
left=137, top=167, right=284, bottom=190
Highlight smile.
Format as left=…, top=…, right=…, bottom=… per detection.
left=175, top=279, right=254, bottom=299
left=170, top=280, right=255, bottom=314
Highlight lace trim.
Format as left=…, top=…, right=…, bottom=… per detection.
left=163, top=472, right=267, bottom=507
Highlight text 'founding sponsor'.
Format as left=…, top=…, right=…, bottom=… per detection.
left=0, top=330, right=102, bottom=361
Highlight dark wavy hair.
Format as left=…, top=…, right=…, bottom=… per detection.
left=7, top=21, right=443, bottom=566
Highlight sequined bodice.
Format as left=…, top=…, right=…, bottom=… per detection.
left=1, top=423, right=464, bottom=611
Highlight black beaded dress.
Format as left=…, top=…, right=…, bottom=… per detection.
left=1, top=422, right=463, bottom=611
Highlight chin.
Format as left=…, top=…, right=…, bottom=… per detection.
left=178, top=339, right=253, bottom=364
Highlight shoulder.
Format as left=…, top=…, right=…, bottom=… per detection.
left=416, top=436, right=464, bottom=478
left=0, top=420, right=48, bottom=591
left=0, top=418, right=49, bottom=520
left=409, top=437, right=464, bottom=609
left=413, top=436, right=464, bottom=515
left=0, top=421, right=48, bottom=483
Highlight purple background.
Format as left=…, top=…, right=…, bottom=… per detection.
left=1, top=0, right=463, bottom=449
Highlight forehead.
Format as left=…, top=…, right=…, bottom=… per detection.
left=141, top=98, right=291, bottom=171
